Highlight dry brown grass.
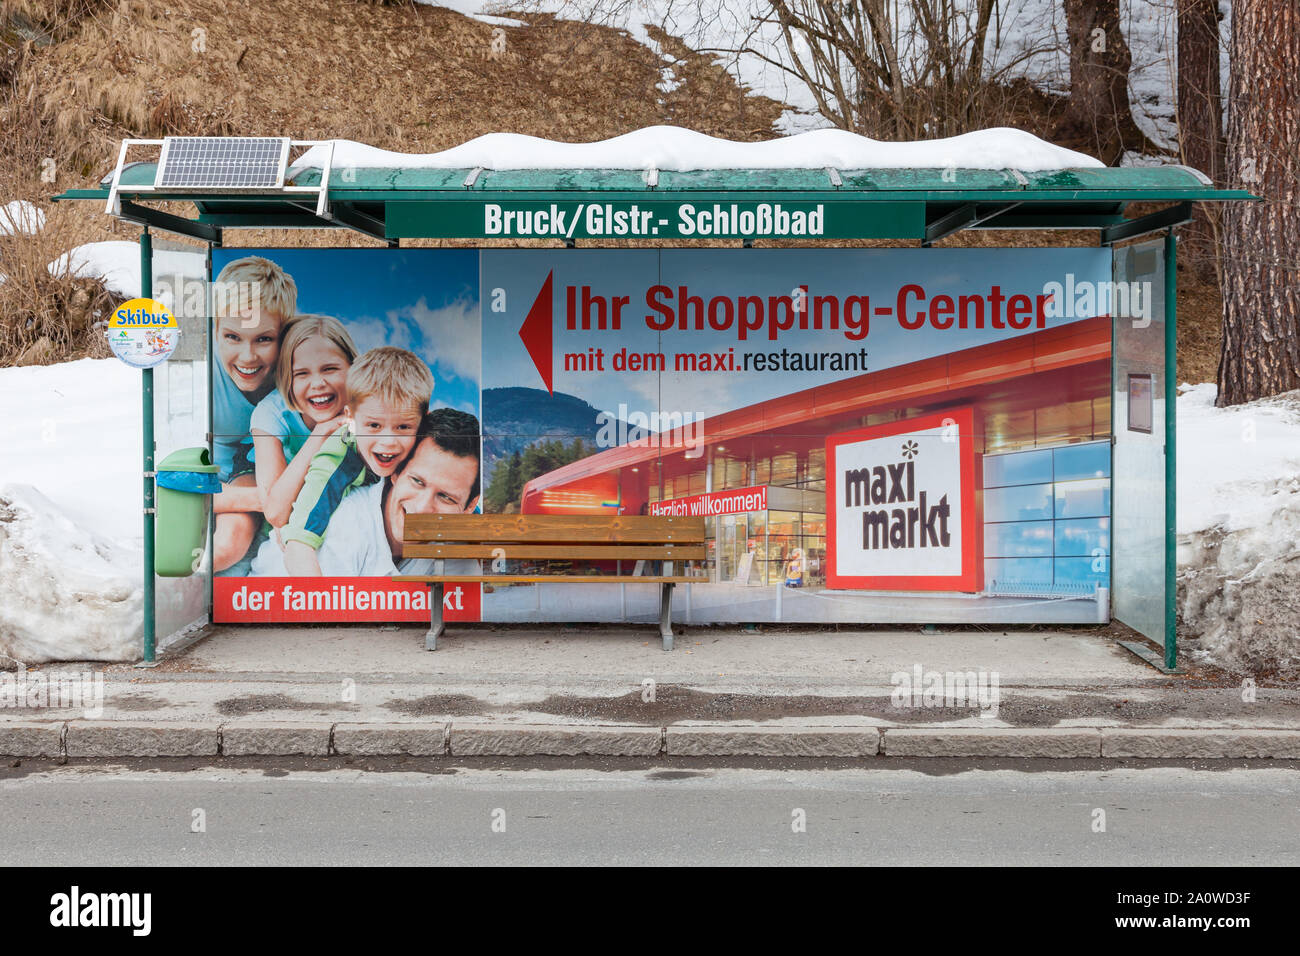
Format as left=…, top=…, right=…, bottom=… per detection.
left=0, top=36, right=120, bottom=366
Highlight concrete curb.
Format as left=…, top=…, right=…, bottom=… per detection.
left=0, top=721, right=66, bottom=758
left=4, top=721, right=1300, bottom=759
left=221, top=721, right=333, bottom=756
left=883, top=727, right=1101, bottom=758
left=334, top=722, right=449, bottom=756
left=1100, top=728, right=1300, bottom=759
left=66, top=721, right=218, bottom=757
left=667, top=726, right=879, bottom=757
left=450, top=723, right=661, bottom=756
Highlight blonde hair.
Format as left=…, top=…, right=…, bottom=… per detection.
left=276, top=315, right=359, bottom=413
left=213, top=256, right=298, bottom=327
left=347, top=346, right=435, bottom=414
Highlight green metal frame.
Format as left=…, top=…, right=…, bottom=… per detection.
left=56, top=163, right=1251, bottom=244
left=140, top=230, right=156, bottom=663
left=54, top=160, right=1254, bottom=668
left=1164, top=228, right=1178, bottom=671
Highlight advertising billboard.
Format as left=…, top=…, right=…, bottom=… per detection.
left=209, top=246, right=1115, bottom=626
left=210, top=249, right=482, bottom=624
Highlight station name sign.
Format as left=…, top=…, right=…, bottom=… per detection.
left=386, top=199, right=922, bottom=240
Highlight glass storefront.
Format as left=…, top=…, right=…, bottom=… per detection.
left=699, top=507, right=827, bottom=587
left=982, top=439, right=1111, bottom=594
left=646, top=377, right=1112, bottom=595
left=655, top=438, right=1110, bottom=596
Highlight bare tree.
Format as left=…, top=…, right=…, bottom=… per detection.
left=1217, top=0, right=1300, bottom=405
left=1176, top=0, right=1224, bottom=279
left=738, top=1, right=1054, bottom=139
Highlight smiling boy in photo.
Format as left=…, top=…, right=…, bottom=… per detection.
left=273, top=346, right=436, bottom=576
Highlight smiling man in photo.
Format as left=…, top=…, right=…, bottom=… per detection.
left=251, top=408, right=481, bottom=577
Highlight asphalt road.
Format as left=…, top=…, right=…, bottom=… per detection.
left=2, top=764, right=1298, bottom=866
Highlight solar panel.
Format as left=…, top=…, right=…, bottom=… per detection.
left=156, top=137, right=288, bottom=190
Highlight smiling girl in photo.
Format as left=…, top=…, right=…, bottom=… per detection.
left=250, top=314, right=358, bottom=530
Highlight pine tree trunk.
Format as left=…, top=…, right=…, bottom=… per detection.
left=1217, top=0, right=1300, bottom=405
left=1176, top=0, right=1224, bottom=279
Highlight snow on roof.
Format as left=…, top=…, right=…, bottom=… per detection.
left=294, top=125, right=1103, bottom=174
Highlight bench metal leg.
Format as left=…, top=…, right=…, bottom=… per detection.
left=659, top=582, right=675, bottom=651
left=425, top=582, right=445, bottom=651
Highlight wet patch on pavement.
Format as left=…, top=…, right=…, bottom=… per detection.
left=387, top=685, right=1300, bottom=728
left=214, top=693, right=359, bottom=717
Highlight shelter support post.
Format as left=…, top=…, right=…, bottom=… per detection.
left=1164, top=228, right=1177, bottom=670
left=141, top=229, right=156, bottom=663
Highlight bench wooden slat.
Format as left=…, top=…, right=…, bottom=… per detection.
left=403, top=513, right=705, bottom=544
left=402, top=543, right=707, bottom=560
left=394, top=575, right=698, bottom=584
left=398, top=514, right=700, bottom=652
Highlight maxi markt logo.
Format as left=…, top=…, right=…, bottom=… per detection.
left=843, top=440, right=953, bottom=553
left=827, top=410, right=979, bottom=592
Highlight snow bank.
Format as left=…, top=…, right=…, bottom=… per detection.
left=0, top=200, right=45, bottom=236
left=295, top=125, right=1103, bottom=173
left=0, top=358, right=209, bottom=662
left=1177, top=383, right=1300, bottom=535
left=0, top=358, right=143, bottom=544
left=0, top=484, right=141, bottom=663
left=49, top=241, right=205, bottom=299
left=1177, top=383, right=1300, bottom=677
left=0, top=359, right=144, bottom=662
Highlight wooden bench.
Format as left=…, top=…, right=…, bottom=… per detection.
left=393, top=514, right=706, bottom=651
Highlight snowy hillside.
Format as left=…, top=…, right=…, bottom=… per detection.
left=433, top=0, right=1229, bottom=155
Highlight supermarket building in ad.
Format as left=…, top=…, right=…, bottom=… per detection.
left=520, top=314, right=1112, bottom=618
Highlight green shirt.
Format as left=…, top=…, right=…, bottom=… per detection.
left=281, top=429, right=373, bottom=549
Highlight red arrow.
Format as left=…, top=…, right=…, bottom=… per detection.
left=519, top=270, right=554, bottom=394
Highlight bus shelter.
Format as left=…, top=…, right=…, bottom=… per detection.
left=54, top=135, right=1252, bottom=671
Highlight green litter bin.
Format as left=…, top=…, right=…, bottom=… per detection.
left=155, top=446, right=221, bottom=577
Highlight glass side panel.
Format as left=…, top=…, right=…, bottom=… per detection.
left=1111, top=238, right=1168, bottom=643
left=1054, top=478, right=1111, bottom=519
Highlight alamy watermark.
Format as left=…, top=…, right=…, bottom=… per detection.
left=0, top=664, right=104, bottom=718
left=891, top=664, right=1000, bottom=718
left=152, top=275, right=269, bottom=327
left=595, top=403, right=705, bottom=451
left=1040, top=275, right=1153, bottom=327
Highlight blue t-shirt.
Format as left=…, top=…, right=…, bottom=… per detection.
left=249, top=389, right=312, bottom=465
left=213, top=366, right=261, bottom=482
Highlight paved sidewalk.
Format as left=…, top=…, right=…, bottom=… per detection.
left=151, top=624, right=1158, bottom=690
left=2, top=625, right=1296, bottom=759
